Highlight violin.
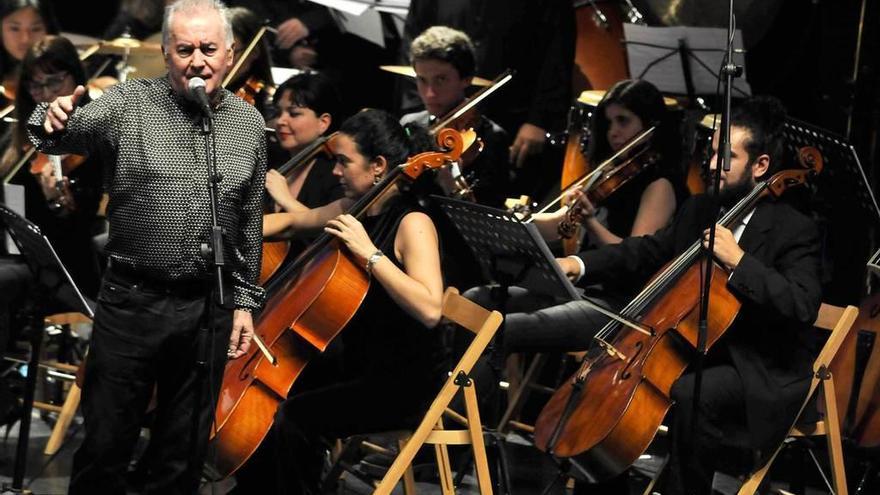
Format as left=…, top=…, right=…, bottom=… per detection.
left=427, top=70, right=513, bottom=201
left=234, top=75, right=268, bottom=106
left=558, top=104, right=593, bottom=255
left=557, top=126, right=659, bottom=239
left=29, top=150, right=86, bottom=215
left=205, top=128, right=465, bottom=480
left=533, top=147, right=824, bottom=481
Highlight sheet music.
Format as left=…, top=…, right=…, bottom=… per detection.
left=623, top=23, right=751, bottom=96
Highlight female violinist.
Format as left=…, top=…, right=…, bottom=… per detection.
left=1, top=35, right=102, bottom=297
left=235, top=109, right=445, bottom=494
left=463, top=80, right=688, bottom=356
left=530, top=79, right=687, bottom=248
left=0, top=0, right=56, bottom=106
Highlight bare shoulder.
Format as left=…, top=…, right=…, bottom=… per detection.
left=398, top=211, right=438, bottom=238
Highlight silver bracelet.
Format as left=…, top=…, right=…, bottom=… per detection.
left=365, top=250, right=384, bottom=274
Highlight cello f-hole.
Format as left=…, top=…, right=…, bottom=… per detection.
left=620, top=341, right=644, bottom=380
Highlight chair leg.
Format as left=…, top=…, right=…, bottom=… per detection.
left=44, top=381, right=80, bottom=455
left=398, top=436, right=417, bottom=495
left=496, top=354, right=546, bottom=432
left=464, top=383, right=493, bottom=495
left=822, top=377, right=848, bottom=495
left=738, top=446, right=781, bottom=495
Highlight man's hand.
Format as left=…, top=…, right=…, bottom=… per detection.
left=227, top=309, right=254, bottom=359
left=509, top=123, right=547, bottom=168
left=556, top=256, right=582, bottom=282
left=43, top=85, right=86, bottom=135
left=703, top=225, right=745, bottom=271
left=276, top=18, right=309, bottom=50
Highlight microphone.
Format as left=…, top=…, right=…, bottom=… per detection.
left=187, top=77, right=213, bottom=118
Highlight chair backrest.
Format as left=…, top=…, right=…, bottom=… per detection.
left=813, top=303, right=859, bottom=377
left=441, top=287, right=501, bottom=336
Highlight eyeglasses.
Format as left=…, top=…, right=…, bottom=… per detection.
left=26, top=72, right=69, bottom=95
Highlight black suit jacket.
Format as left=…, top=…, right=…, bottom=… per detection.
left=578, top=193, right=822, bottom=456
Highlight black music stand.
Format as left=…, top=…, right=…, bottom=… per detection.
left=781, top=118, right=880, bottom=226
left=0, top=205, right=94, bottom=494
left=434, top=196, right=580, bottom=494
left=433, top=196, right=579, bottom=303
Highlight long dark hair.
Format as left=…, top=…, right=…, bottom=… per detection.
left=227, top=6, right=273, bottom=88
left=13, top=35, right=85, bottom=149
left=586, top=79, right=682, bottom=171
left=0, top=0, right=59, bottom=81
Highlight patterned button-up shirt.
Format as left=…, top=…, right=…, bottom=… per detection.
left=27, top=76, right=266, bottom=311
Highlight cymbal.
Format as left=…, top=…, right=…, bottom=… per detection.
left=96, top=36, right=162, bottom=56
left=699, top=113, right=722, bottom=130
left=577, top=90, right=679, bottom=108
left=379, top=65, right=492, bottom=87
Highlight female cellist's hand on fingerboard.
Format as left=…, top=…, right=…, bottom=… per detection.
left=324, top=214, right=379, bottom=264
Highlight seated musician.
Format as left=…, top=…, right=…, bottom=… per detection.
left=246, top=109, right=446, bottom=494
left=0, top=35, right=102, bottom=297
left=263, top=71, right=344, bottom=215
left=400, top=25, right=510, bottom=206
left=467, top=79, right=688, bottom=354
left=553, top=96, right=822, bottom=494
left=226, top=6, right=275, bottom=116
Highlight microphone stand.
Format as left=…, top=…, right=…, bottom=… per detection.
left=192, top=109, right=226, bottom=474
left=692, top=0, right=742, bottom=450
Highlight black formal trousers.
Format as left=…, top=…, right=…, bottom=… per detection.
left=272, top=373, right=436, bottom=495
left=69, top=267, right=233, bottom=495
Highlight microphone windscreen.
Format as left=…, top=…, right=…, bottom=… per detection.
left=188, top=77, right=207, bottom=95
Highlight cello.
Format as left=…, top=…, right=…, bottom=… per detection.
left=258, top=134, right=336, bottom=284
left=533, top=147, right=823, bottom=480
left=205, top=128, right=464, bottom=479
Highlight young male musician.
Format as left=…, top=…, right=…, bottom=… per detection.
left=400, top=25, right=510, bottom=206
left=557, top=96, right=822, bottom=493
left=27, top=1, right=266, bottom=492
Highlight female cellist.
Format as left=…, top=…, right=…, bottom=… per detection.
left=263, top=72, right=343, bottom=215
left=235, top=109, right=445, bottom=494
left=1, top=35, right=102, bottom=297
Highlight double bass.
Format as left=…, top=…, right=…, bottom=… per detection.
left=205, top=128, right=464, bottom=479
left=533, top=147, right=823, bottom=480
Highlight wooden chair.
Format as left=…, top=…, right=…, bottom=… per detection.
left=373, top=287, right=503, bottom=495
left=39, top=312, right=88, bottom=456
left=738, top=303, right=859, bottom=495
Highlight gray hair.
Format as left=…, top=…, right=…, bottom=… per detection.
left=161, top=0, right=234, bottom=49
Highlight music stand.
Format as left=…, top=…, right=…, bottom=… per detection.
left=0, top=205, right=93, bottom=494
left=433, top=196, right=580, bottom=302
left=433, top=196, right=580, bottom=494
left=781, top=118, right=880, bottom=226
left=623, top=23, right=752, bottom=99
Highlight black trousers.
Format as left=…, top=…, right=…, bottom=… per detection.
left=664, top=363, right=751, bottom=495
left=69, top=268, right=233, bottom=495
left=272, top=372, right=437, bottom=495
